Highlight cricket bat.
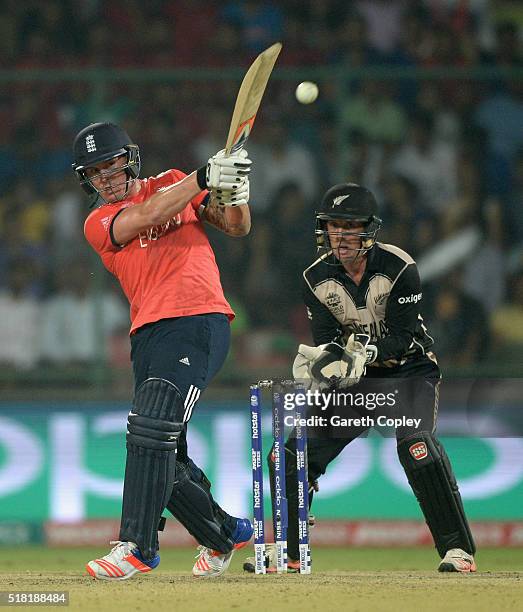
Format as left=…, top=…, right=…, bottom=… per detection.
left=225, top=42, right=282, bottom=155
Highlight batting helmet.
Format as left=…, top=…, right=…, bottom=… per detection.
left=72, top=122, right=140, bottom=205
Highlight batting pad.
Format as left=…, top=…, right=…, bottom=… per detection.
left=166, top=461, right=237, bottom=553
left=397, top=431, right=475, bottom=557
left=120, top=378, right=184, bottom=560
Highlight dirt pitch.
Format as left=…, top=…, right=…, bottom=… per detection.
left=1, top=547, right=522, bottom=612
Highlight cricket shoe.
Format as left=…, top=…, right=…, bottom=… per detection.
left=438, top=548, right=477, bottom=573
left=192, top=518, right=253, bottom=578
left=242, top=543, right=301, bottom=573
left=86, top=541, right=160, bottom=580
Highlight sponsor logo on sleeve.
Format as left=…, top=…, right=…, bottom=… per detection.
left=398, top=293, right=422, bottom=305
left=100, top=215, right=112, bottom=230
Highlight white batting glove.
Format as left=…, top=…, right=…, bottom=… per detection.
left=212, top=176, right=249, bottom=206
left=206, top=149, right=252, bottom=190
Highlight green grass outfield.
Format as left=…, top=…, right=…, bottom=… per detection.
left=1, top=547, right=522, bottom=612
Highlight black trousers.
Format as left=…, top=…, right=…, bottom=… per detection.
left=302, top=356, right=441, bottom=468
left=131, top=313, right=230, bottom=462
left=284, top=356, right=443, bottom=558
left=124, top=314, right=238, bottom=550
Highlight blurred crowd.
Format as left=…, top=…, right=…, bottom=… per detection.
left=0, top=0, right=522, bottom=380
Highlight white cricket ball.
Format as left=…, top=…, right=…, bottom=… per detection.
left=295, top=81, right=319, bottom=104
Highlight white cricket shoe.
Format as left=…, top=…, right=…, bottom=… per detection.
left=438, top=548, right=477, bottom=573
left=192, top=518, right=253, bottom=578
left=86, top=541, right=160, bottom=580
left=193, top=539, right=253, bottom=578
left=192, top=545, right=236, bottom=578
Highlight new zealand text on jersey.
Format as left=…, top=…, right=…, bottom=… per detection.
left=351, top=319, right=389, bottom=342
left=139, top=214, right=182, bottom=247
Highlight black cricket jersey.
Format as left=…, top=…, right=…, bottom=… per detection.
left=302, top=242, right=435, bottom=368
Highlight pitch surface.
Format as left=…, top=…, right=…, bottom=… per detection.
left=1, top=548, right=522, bottom=611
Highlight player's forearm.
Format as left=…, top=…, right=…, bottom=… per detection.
left=224, top=203, right=251, bottom=236
left=143, top=172, right=202, bottom=225
left=112, top=172, right=203, bottom=245
left=374, top=329, right=414, bottom=361
left=204, top=198, right=251, bottom=237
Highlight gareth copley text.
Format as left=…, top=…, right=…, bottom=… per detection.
left=285, top=414, right=422, bottom=429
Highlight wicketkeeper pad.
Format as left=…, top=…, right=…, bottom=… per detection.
left=397, top=431, right=476, bottom=557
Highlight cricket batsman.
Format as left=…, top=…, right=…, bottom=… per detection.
left=73, top=122, right=254, bottom=579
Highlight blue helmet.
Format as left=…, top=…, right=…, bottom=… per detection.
left=72, top=122, right=140, bottom=206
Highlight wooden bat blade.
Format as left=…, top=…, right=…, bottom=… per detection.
left=225, top=42, right=282, bottom=154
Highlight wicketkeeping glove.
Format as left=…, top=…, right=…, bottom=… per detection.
left=292, top=334, right=377, bottom=390
left=206, top=149, right=252, bottom=190
left=341, top=334, right=372, bottom=387
left=292, top=344, right=325, bottom=390
left=292, top=342, right=348, bottom=390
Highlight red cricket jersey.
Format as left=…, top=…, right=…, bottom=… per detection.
left=84, top=169, right=234, bottom=334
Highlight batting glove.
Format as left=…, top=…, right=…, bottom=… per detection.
left=206, top=149, right=252, bottom=191
left=212, top=176, right=249, bottom=206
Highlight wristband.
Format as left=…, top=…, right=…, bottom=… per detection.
left=196, top=165, right=207, bottom=190
left=197, top=193, right=210, bottom=218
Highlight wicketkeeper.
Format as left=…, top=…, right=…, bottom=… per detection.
left=259, top=183, right=477, bottom=573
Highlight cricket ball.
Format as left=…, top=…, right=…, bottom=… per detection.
left=295, top=81, right=319, bottom=104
